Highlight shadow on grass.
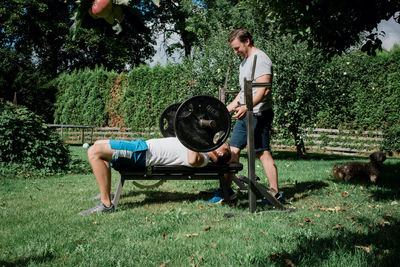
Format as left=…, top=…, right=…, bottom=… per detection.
left=118, top=189, right=212, bottom=209
left=233, top=180, right=330, bottom=211
left=0, top=252, right=55, bottom=267
left=258, top=215, right=400, bottom=266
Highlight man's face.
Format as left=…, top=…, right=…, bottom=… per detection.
left=230, top=38, right=250, bottom=58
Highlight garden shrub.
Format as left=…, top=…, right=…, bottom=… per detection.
left=53, top=66, right=113, bottom=126
left=0, top=99, right=84, bottom=178
left=123, top=64, right=191, bottom=131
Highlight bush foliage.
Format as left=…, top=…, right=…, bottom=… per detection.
left=0, top=99, right=88, bottom=178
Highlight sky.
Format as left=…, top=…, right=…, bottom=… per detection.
left=376, top=13, right=400, bottom=51
left=148, top=14, right=400, bottom=66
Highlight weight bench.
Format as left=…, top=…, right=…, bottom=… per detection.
left=113, top=162, right=243, bottom=208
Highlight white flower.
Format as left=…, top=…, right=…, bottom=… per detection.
left=346, top=62, right=350, bottom=65
left=343, top=72, right=347, bottom=75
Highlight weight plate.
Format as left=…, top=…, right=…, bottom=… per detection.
left=159, top=103, right=181, bottom=137
left=175, top=95, right=231, bottom=152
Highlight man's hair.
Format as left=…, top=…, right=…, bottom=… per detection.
left=228, top=28, right=254, bottom=46
left=215, top=145, right=231, bottom=165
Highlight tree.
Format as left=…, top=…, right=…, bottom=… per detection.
left=0, top=0, right=156, bottom=120
left=260, top=35, right=325, bottom=157
left=246, top=0, right=400, bottom=57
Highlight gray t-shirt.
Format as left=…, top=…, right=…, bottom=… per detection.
left=145, top=137, right=209, bottom=167
left=239, top=49, right=273, bottom=113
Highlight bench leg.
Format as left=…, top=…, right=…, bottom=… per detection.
left=220, top=178, right=235, bottom=204
left=113, top=176, right=125, bottom=209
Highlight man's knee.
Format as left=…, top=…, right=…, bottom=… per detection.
left=257, top=150, right=275, bottom=163
left=88, top=140, right=112, bottom=162
left=229, top=146, right=241, bottom=163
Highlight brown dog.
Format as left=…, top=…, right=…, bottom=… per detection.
left=333, top=151, right=386, bottom=183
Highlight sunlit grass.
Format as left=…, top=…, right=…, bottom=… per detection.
left=0, top=147, right=399, bottom=266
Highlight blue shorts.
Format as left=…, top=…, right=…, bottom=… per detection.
left=109, top=139, right=148, bottom=171
left=229, top=109, right=273, bottom=153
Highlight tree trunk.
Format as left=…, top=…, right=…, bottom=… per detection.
left=289, top=124, right=307, bottom=158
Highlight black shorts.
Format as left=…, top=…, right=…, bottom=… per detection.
left=229, top=109, right=273, bottom=153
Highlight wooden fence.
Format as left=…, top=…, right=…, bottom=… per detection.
left=49, top=125, right=383, bottom=155
left=271, top=128, right=383, bottom=155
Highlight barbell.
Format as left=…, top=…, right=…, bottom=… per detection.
left=159, top=95, right=231, bottom=152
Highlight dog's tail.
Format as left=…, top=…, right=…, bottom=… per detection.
left=332, top=165, right=344, bottom=180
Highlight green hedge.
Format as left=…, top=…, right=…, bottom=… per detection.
left=53, top=45, right=400, bottom=152
left=315, top=47, right=400, bottom=151
left=53, top=64, right=194, bottom=130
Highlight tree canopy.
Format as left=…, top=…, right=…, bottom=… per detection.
left=247, top=0, right=400, bottom=56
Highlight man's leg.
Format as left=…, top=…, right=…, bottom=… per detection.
left=223, top=146, right=241, bottom=187
left=87, top=140, right=114, bottom=207
left=257, top=150, right=278, bottom=193
left=208, top=146, right=241, bottom=203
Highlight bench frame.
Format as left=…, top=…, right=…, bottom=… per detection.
left=114, top=163, right=243, bottom=208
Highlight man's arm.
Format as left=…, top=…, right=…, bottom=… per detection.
left=187, top=149, right=206, bottom=167
left=227, top=93, right=241, bottom=113
left=232, top=74, right=271, bottom=120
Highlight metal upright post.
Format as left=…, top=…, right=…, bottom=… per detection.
left=245, top=55, right=257, bottom=213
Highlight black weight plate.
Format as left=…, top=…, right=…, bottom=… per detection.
left=159, top=103, right=181, bottom=137
left=175, top=95, right=231, bottom=152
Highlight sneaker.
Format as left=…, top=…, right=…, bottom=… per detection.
left=79, top=202, right=115, bottom=215
left=257, top=193, right=285, bottom=206
left=88, top=193, right=115, bottom=201
left=206, top=188, right=236, bottom=204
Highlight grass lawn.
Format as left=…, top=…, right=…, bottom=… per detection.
left=1, top=146, right=399, bottom=266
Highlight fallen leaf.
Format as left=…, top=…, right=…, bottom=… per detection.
left=377, top=221, right=390, bottom=228
left=159, top=264, right=166, bottom=267
left=199, top=205, right=205, bottom=210
left=341, top=192, right=349, bottom=197
left=368, top=194, right=374, bottom=197
left=332, top=224, right=343, bottom=230
left=344, top=216, right=355, bottom=221
left=270, top=253, right=281, bottom=261
left=210, top=243, right=216, bottom=247
left=305, top=218, right=314, bottom=223
left=391, top=201, right=398, bottom=205
left=324, top=208, right=337, bottom=212
left=163, top=233, right=167, bottom=239
left=340, top=206, right=350, bottom=212
left=245, top=237, right=249, bottom=241
left=298, top=222, right=304, bottom=226
left=357, top=229, right=362, bottom=234
left=355, top=245, right=370, bottom=253
left=260, top=230, right=266, bottom=235
left=385, top=213, right=392, bottom=217
left=204, top=226, right=212, bottom=231
left=93, top=221, right=97, bottom=225
left=284, top=258, right=294, bottom=266
left=186, top=233, right=199, bottom=238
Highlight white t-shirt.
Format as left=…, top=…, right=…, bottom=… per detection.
left=145, top=137, right=209, bottom=167
left=239, top=49, right=273, bottom=113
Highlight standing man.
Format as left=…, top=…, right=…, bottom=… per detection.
left=207, top=28, right=282, bottom=204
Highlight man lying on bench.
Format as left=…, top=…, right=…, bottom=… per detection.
left=79, top=137, right=231, bottom=214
